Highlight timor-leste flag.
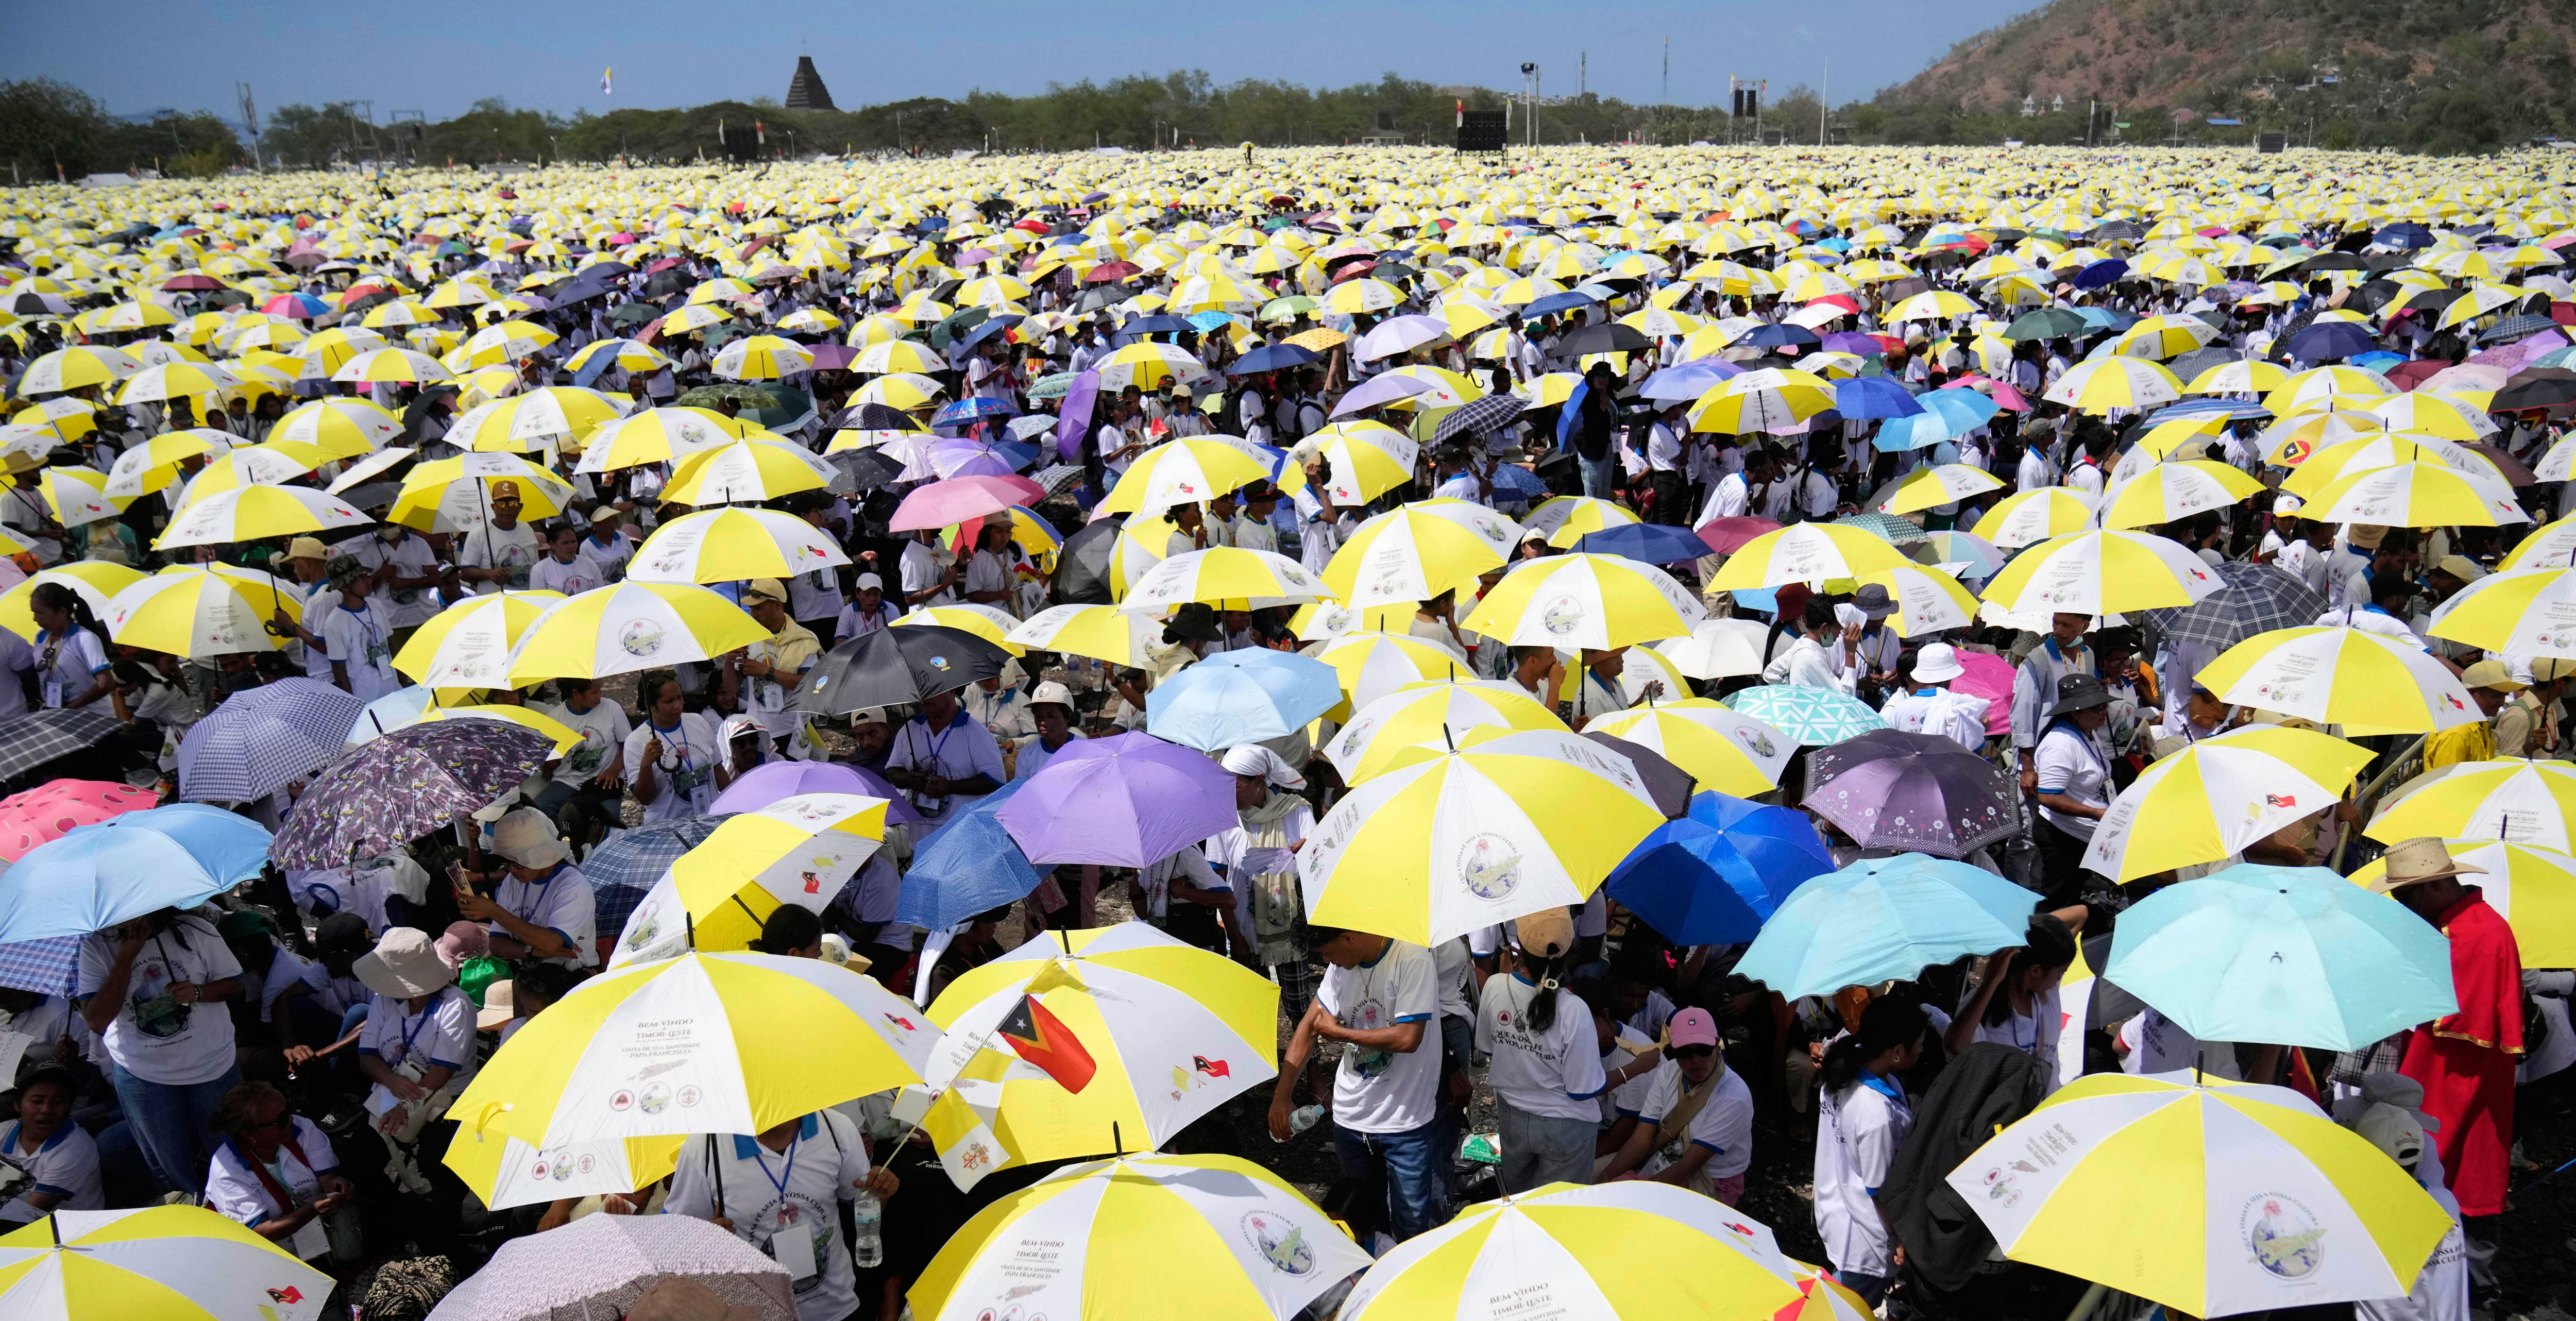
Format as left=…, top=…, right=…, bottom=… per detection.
left=996, top=993, right=1097, bottom=1093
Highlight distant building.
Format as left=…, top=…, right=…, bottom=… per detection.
left=2020, top=93, right=2036, bottom=118
left=786, top=56, right=835, bottom=112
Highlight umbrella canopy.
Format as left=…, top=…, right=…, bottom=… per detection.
left=796, top=623, right=1014, bottom=715
left=0, top=805, right=270, bottom=944
left=1324, top=679, right=1567, bottom=783
left=1144, top=649, right=1342, bottom=751
left=2196, top=626, right=2481, bottom=736
left=2365, top=758, right=2576, bottom=850
left=1647, top=618, right=1772, bottom=680
left=995, top=733, right=1238, bottom=867
left=2081, top=723, right=2374, bottom=882
left=391, top=590, right=565, bottom=688
left=505, top=582, right=771, bottom=685
left=417, top=1201, right=795, bottom=1321
left=2133, top=561, right=2329, bottom=651
left=909, top=1154, right=1368, bottom=1321
left=0, top=780, right=157, bottom=862
left=1735, top=853, right=2036, bottom=998
left=1801, top=726, right=2020, bottom=858
left=2107, top=863, right=2457, bottom=1052
left=0, top=1206, right=335, bottom=1321
left=1605, top=791, right=1836, bottom=944
left=1978, top=529, right=2219, bottom=616
left=607, top=793, right=890, bottom=965
left=579, top=814, right=731, bottom=936
left=1459, top=553, right=1704, bottom=649
left=1006, top=603, right=1162, bottom=667
left=268, top=720, right=555, bottom=869
left=1707, top=521, right=1912, bottom=588
left=624, top=506, right=851, bottom=584
left=0, top=709, right=123, bottom=785
left=1719, top=685, right=1889, bottom=746
left=174, top=677, right=365, bottom=804
left=2347, top=839, right=2576, bottom=966
left=1324, top=499, right=1520, bottom=607
left=1581, top=700, right=1792, bottom=798
left=896, top=781, right=1044, bottom=932
left=1947, top=1073, right=2452, bottom=1318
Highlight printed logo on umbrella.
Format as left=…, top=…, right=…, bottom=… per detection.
left=619, top=619, right=666, bottom=657
left=1456, top=832, right=1522, bottom=900
left=2241, top=1192, right=2327, bottom=1279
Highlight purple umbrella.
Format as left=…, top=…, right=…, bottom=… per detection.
left=1800, top=726, right=2018, bottom=859
left=709, top=759, right=924, bottom=823
left=270, top=721, right=555, bottom=870
left=993, top=732, right=1236, bottom=867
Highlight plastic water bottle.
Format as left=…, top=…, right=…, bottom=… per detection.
left=850, top=1192, right=883, bottom=1268
left=1270, top=1104, right=1327, bottom=1142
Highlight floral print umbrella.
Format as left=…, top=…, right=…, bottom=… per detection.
left=269, top=719, right=553, bottom=870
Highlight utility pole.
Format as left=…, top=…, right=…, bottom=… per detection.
left=1580, top=52, right=1587, bottom=97
left=1819, top=58, right=1829, bottom=146
left=1662, top=38, right=1670, bottom=106
left=235, top=82, right=262, bottom=171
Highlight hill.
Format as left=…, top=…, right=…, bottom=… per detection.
left=1865, top=0, right=2576, bottom=153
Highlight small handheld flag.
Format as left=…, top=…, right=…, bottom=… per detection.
left=601, top=67, right=613, bottom=97
left=995, top=993, right=1096, bottom=1093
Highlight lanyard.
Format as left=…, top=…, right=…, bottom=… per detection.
left=396, top=995, right=439, bottom=1058
left=344, top=604, right=381, bottom=657
left=751, top=1131, right=800, bottom=1205
left=654, top=719, right=693, bottom=774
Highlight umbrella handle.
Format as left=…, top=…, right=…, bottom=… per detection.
left=2062, top=1281, right=2109, bottom=1321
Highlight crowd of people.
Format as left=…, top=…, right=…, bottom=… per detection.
left=0, top=145, right=2572, bottom=1321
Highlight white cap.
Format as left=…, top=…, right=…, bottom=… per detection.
left=2274, top=494, right=2303, bottom=516
left=856, top=572, right=884, bottom=590
left=1029, top=680, right=1075, bottom=710
left=1913, top=641, right=1966, bottom=685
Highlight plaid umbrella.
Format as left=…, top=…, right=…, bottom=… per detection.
left=1829, top=511, right=1930, bottom=546
left=581, top=814, right=730, bottom=934
left=1803, top=727, right=2019, bottom=858
left=1723, top=685, right=1889, bottom=746
left=269, top=720, right=555, bottom=869
left=176, top=678, right=366, bottom=804
left=0, top=932, right=79, bottom=996
left=2479, top=313, right=2561, bottom=344
left=2134, top=560, right=2327, bottom=650
left=0, top=708, right=121, bottom=783
left=1431, top=393, right=1528, bottom=445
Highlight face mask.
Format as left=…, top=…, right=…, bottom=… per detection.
left=378, top=527, right=403, bottom=543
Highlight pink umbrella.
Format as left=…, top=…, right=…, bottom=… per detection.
left=2420, top=363, right=2510, bottom=396
left=1950, top=375, right=2032, bottom=412
left=888, top=475, right=1039, bottom=532
left=1950, top=649, right=2018, bottom=738
left=1697, top=515, right=1783, bottom=552
left=0, top=781, right=160, bottom=862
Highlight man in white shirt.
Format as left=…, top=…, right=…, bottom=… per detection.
left=455, top=480, right=544, bottom=594
left=2011, top=614, right=2094, bottom=788
left=1693, top=447, right=1773, bottom=528
left=1268, top=926, right=1443, bottom=1241
left=898, top=530, right=958, bottom=609
left=664, top=1110, right=893, bottom=1321
left=882, top=688, right=1005, bottom=822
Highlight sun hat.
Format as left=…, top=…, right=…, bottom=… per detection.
left=1510, top=907, right=1574, bottom=960
left=477, top=977, right=519, bottom=1031
left=2367, top=837, right=2486, bottom=893
left=489, top=805, right=572, bottom=869
left=1912, top=642, right=1967, bottom=685
left=2044, top=672, right=2112, bottom=718
left=354, top=927, right=455, bottom=1000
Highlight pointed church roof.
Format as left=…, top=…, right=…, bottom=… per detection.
left=786, top=56, right=835, bottom=112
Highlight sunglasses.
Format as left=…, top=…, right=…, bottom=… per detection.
left=1668, top=1044, right=1717, bottom=1061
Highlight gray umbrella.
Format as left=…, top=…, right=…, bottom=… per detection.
left=2135, top=560, right=2329, bottom=650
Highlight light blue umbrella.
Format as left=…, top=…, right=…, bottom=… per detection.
left=1723, top=685, right=1889, bottom=746
left=2103, top=864, right=2458, bottom=1052
left=0, top=805, right=272, bottom=943
left=1735, top=853, right=2036, bottom=997
left=1144, top=649, right=1342, bottom=751
left=896, top=779, right=1042, bottom=931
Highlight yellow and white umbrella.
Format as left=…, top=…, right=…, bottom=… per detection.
left=390, top=453, right=575, bottom=532
left=1686, top=367, right=1837, bottom=435
left=1861, top=563, right=1981, bottom=637
left=1306, top=629, right=1467, bottom=720
left=623, top=506, right=850, bottom=584
left=1095, top=342, right=1211, bottom=393
left=1523, top=496, right=1639, bottom=546
left=848, top=338, right=947, bottom=376
left=14, top=344, right=142, bottom=395
left=450, top=951, right=938, bottom=1147
left=2258, top=409, right=2387, bottom=467
left=442, top=1128, right=683, bottom=1214
left=102, top=565, right=292, bottom=659
left=2097, top=461, right=2263, bottom=530
left=2426, top=565, right=2576, bottom=657
left=1299, top=726, right=1665, bottom=945
left=573, top=407, right=746, bottom=474
left=2503, top=516, right=2576, bottom=571
left=659, top=436, right=834, bottom=505
left=110, top=360, right=242, bottom=406
left=1583, top=699, right=1793, bottom=797
left=1946, top=1072, right=2450, bottom=1318
left=0, top=564, right=145, bottom=642
left=1336, top=1181, right=1801, bottom=1321
left=445, top=386, right=626, bottom=452
left=1006, top=603, right=1162, bottom=667
left=2348, top=838, right=2576, bottom=965
left=608, top=793, right=891, bottom=965
left=1280, top=421, right=1417, bottom=505
left=392, top=590, right=566, bottom=687
left=1099, top=437, right=1270, bottom=516
left=1971, top=486, right=2098, bottom=548
left=2264, top=364, right=2396, bottom=413
left=1705, top=521, right=1912, bottom=589
left=1115, top=547, right=1329, bottom=614
left=266, top=397, right=400, bottom=456
left=896, top=605, right=1022, bottom=654
left=1462, top=553, right=1705, bottom=649
left=155, top=485, right=368, bottom=550
left=0, top=1206, right=334, bottom=1321
left=2300, top=461, right=2527, bottom=529
left=503, top=581, right=772, bottom=684
left=2195, top=626, right=2482, bottom=736
left=2364, top=759, right=2576, bottom=851
left=909, top=1154, right=1369, bottom=1321
left=2185, top=359, right=2289, bottom=395
left=170, top=448, right=315, bottom=510
left=2044, top=357, right=2183, bottom=413
left=2281, top=433, right=2499, bottom=499
left=1979, top=529, right=2218, bottom=616
left=329, top=346, right=453, bottom=384
left=1325, top=498, right=1521, bottom=606
left=32, top=467, right=130, bottom=528
left=2369, top=391, right=2497, bottom=441
left=460, top=318, right=559, bottom=367
left=2080, top=723, right=2375, bottom=882
left=101, top=429, right=234, bottom=498
left=1324, top=678, right=1566, bottom=783
left=1876, top=464, right=2004, bottom=516
left=710, top=334, right=815, bottom=380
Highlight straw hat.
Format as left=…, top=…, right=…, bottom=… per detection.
left=2366, top=837, right=2485, bottom=893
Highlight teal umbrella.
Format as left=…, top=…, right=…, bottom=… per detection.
left=1735, top=854, right=2035, bottom=997
left=1723, top=685, right=1888, bottom=747
left=2103, top=864, right=2457, bottom=1052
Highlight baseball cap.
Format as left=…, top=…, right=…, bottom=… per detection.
left=741, top=578, right=787, bottom=604
left=2351, top=1103, right=2427, bottom=1171
left=1509, top=907, right=1573, bottom=960
left=1668, top=1007, right=1720, bottom=1049
left=2273, top=495, right=2303, bottom=516
left=855, top=572, right=884, bottom=591
left=286, top=536, right=329, bottom=561
left=2459, top=659, right=2527, bottom=693
left=489, top=479, right=524, bottom=500
left=1029, top=680, right=1076, bottom=713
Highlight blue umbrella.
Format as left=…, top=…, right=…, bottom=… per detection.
left=896, top=780, right=1041, bottom=931
left=2352, top=350, right=2411, bottom=374
left=1833, top=375, right=1926, bottom=420
left=176, top=677, right=365, bottom=804
left=0, top=937, right=79, bottom=997
left=1489, top=463, right=1549, bottom=500
left=1521, top=290, right=1598, bottom=319
left=583, top=815, right=731, bottom=934
left=1640, top=360, right=1742, bottom=401
left=1607, top=792, right=1836, bottom=943
left=2375, top=222, right=2434, bottom=250
left=933, top=397, right=1017, bottom=427
left=2145, top=398, right=2271, bottom=425
left=1575, top=523, right=1715, bottom=566
left=1722, top=685, right=1888, bottom=746
left=0, top=805, right=272, bottom=943
left=1113, top=314, right=1197, bottom=340
left=1741, top=323, right=1820, bottom=349
left=2284, top=320, right=2379, bottom=362
left=1144, top=649, right=1343, bottom=751
left=2073, top=306, right=2136, bottom=334
left=2103, top=864, right=2457, bottom=1052
left=1184, top=310, right=1236, bottom=333
left=1872, top=410, right=1956, bottom=452
left=1922, top=386, right=2002, bottom=431
left=1735, top=853, right=2038, bottom=997
left=2072, top=259, right=2130, bottom=290
left=1230, top=344, right=1321, bottom=376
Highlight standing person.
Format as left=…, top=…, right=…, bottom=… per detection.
left=2030, top=675, right=2116, bottom=912
left=663, top=1109, right=898, bottom=1321
left=1597, top=1006, right=1755, bottom=1203
left=625, top=669, right=726, bottom=821
left=784, top=494, right=844, bottom=646
left=1475, top=909, right=1606, bottom=1193
left=836, top=572, right=900, bottom=639
left=28, top=581, right=112, bottom=709
left=726, top=580, right=822, bottom=746
left=2011, top=613, right=2094, bottom=792
left=1813, top=999, right=1932, bottom=1308
left=274, top=556, right=399, bottom=701
left=2379, top=838, right=2522, bottom=1285
left=76, top=907, right=242, bottom=1199
left=1945, top=914, right=2079, bottom=1076
left=455, top=480, right=544, bottom=593
left=882, top=687, right=1005, bottom=823
left=528, top=521, right=606, bottom=596
left=581, top=504, right=634, bottom=582
left=1268, top=925, right=1442, bottom=1242
left=1561, top=361, right=1622, bottom=499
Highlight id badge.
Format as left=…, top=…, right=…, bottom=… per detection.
left=291, top=1214, right=329, bottom=1261
left=767, top=1210, right=818, bottom=1280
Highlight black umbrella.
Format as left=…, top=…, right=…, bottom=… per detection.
left=796, top=624, right=1013, bottom=715
left=838, top=401, right=926, bottom=433
left=608, top=303, right=662, bottom=325
left=1584, top=733, right=1694, bottom=820
left=1051, top=516, right=1125, bottom=605
left=0, top=707, right=121, bottom=784
left=1075, top=284, right=1134, bottom=313
left=2496, top=374, right=2576, bottom=413
left=2165, top=347, right=2241, bottom=385
left=1555, top=323, right=1652, bottom=357
left=641, top=270, right=692, bottom=298
left=1432, top=394, right=1528, bottom=445
left=2294, top=252, right=2370, bottom=274
left=826, top=448, right=906, bottom=492
left=547, top=273, right=620, bottom=307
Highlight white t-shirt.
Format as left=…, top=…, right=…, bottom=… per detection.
left=316, top=599, right=400, bottom=702
left=30, top=628, right=107, bottom=710
left=1814, top=1076, right=1911, bottom=1280
left=540, top=698, right=632, bottom=787
left=359, top=985, right=478, bottom=1074
left=665, top=1111, right=872, bottom=1321
left=1476, top=975, right=1607, bottom=1123
left=206, top=1114, right=337, bottom=1242
left=529, top=551, right=608, bottom=597
left=2032, top=724, right=2111, bottom=839
left=1601, top=1024, right=1661, bottom=1125
left=459, top=520, right=545, bottom=593
left=75, top=916, right=241, bottom=1085
left=1967, top=983, right=2063, bottom=1075
left=351, top=531, right=444, bottom=627
left=624, top=713, right=723, bottom=820
left=1639, top=1062, right=1757, bottom=1184
left=1318, top=940, right=1439, bottom=1136
left=490, top=863, right=601, bottom=968
left=0, top=1120, right=103, bottom=1222
left=883, top=711, right=1006, bottom=821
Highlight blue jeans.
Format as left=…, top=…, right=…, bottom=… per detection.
left=110, top=1060, right=242, bottom=1199
left=1579, top=452, right=1619, bottom=499
left=1332, top=1120, right=1444, bottom=1242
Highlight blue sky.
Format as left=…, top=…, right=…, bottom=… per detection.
left=7, top=0, right=2042, bottom=123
